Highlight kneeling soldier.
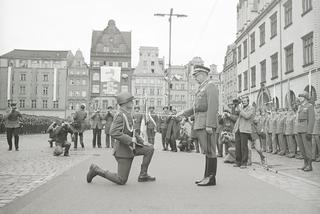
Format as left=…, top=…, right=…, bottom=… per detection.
left=86, top=92, right=155, bottom=185
left=53, top=122, right=73, bottom=156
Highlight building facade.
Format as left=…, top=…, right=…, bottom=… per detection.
left=236, top=0, right=320, bottom=109
left=90, top=19, right=132, bottom=112
left=66, top=50, right=90, bottom=117
left=0, top=49, right=72, bottom=118
left=132, top=47, right=166, bottom=112
left=221, top=43, right=238, bottom=108
left=169, top=65, right=189, bottom=112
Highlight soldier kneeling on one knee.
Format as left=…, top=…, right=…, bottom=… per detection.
left=53, top=121, right=74, bottom=157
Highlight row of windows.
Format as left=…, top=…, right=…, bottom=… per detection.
left=17, top=100, right=59, bottom=109
left=237, top=31, right=313, bottom=92
left=135, top=79, right=163, bottom=84
left=69, top=70, right=88, bottom=76
left=135, top=88, right=162, bottom=96
left=169, top=95, right=187, bottom=102
left=8, top=59, right=64, bottom=69
left=92, top=61, right=129, bottom=68
left=69, top=79, right=87, bottom=85
left=237, top=0, right=312, bottom=64
left=17, top=73, right=49, bottom=82
left=15, top=86, right=49, bottom=95
left=134, top=99, right=163, bottom=107
left=139, top=52, right=159, bottom=57
left=69, top=91, right=87, bottom=97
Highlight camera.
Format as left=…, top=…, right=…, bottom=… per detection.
left=232, top=98, right=242, bottom=106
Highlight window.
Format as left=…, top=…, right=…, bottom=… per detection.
left=42, top=100, right=48, bottom=109
left=181, top=84, right=185, bottom=90
left=251, top=66, right=256, bottom=87
left=238, top=74, right=242, bottom=92
left=157, top=88, right=160, bottom=95
left=70, top=79, right=75, bottom=85
left=19, top=100, right=25, bottom=108
left=82, top=91, right=87, bottom=97
left=243, top=39, right=248, bottom=59
left=53, top=101, right=59, bottom=108
left=302, top=0, right=312, bottom=15
left=285, top=44, right=294, bottom=73
left=157, top=99, right=161, bottom=106
left=43, top=74, right=48, bottom=82
left=151, top=69, right=154, bottom=73
left=20, top=74, right=26, bottom=81
left=237, top=45, right=242, bottom=63
left=92, top=61, right=100, bottom=67
left=284, top=0, right=292, bottom=28
left=151, top=61, right=155, bottom=66
left=43, top=86, right=48, bottom=95
left=250, top=32, right=255, bottom=53
left=271, top=53, right=278, bottom=79
left=270, top=12, right=277, bottom=39
left=150, top=88, right=154, bottom=95
left=19, top=86, right=26, bottom=94
left=82, top=80, right=86, bottom=85
left=93, top=73, right=99, bottom=81
left=150, top=99, right=154, bottom=106
left=260, top=60, right=266, bottom=83
left=175, top=95, right=179, bottom=101
left=181, top=95, right=185, bottom=101
left=302, top=32, right=313, bottom=66
left=244, top=71, right=248, bottom=90
left=31, top=100, right=37, bottom=108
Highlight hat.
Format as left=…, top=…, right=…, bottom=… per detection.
left=148, top=106, right=155, bottom=110
left=298, top=91, right=310, bottom=100
left=80, top=104, right=86, bottom=109
left=163, top=106, right=168, bottom=110
left=107, top=106, right=113, bottom=110
left=134, top=106, right=140, bottom=110
left=10, top=102, right=17, bottom=108
left=193, top=65, right=210, bottom=76
left=116, top=92, right=134, bottom=105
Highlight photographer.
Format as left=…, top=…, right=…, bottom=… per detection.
left=233, top=96, right=255, bottom=169
left=4, top=103, right=22, bottom=151
left=53, top=122, right=74, bottom=156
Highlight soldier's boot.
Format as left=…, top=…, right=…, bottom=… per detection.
left=197, top=158, right=217, bottom=186
left=64, top=144, right=70, bottom=156
left=195, top=156, right=209, bottom=184
left=80, top=134, right=84, bottom=148
left=14, top=135, right=19, bottom=151
left=86, top=164, right=127, bottom=185
left=303, top=159, right=313, bottom=172
left=299, top=159, right=308, bottom=170
left=74, top=135, right=78, bottom=149
left=195, top=141, right=200, bottom=153
left=138, top=166, right=156, bottom=182
left=86, top=164, right=99, bottom=183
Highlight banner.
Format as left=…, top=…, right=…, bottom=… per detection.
left=53, top=68, right=57, bottom=101
left=101, top=66, right=121, bottom=82
left=7, top=66, right=12, bottom=100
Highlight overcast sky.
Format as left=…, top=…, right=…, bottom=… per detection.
left=0, top=0, right=238, bottom=71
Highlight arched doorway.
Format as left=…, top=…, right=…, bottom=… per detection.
left=285, top=90, right=296, bottom=109
left=304, top=85, right=317, bottom=104
left=256, top=83, right=272, bottom=110
left=273, top=97, right=279, bottom=110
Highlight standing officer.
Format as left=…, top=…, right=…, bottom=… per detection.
left=104, top=106, right=115, bottom=148
left=159, top=106, right=170, bottom=150
left=285, top=109, right=296, bottom=158
left=296, top=91, right=315, bottom=171
left=146, top=106, right=158, bottom=145
left=271, top=110, right=279, bottom=154
left=73, top=104, right=87, bottom=149
left=277, top=109, right=287, bottom=156
left=4, top=103, right=22, bottom=151
left=86, top=92, right=156, bottom=185
left=266, top=111, right=273, bottom=153
left=178, top=65, right=219, bottom=186
left=91, top=109, right=103, bottom=148
left=133, top=106, right=143, bottom=136
left=312, top=103, right=320, bottom=162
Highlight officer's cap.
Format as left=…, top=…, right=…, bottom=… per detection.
left=10, top=102, right=17, bottom=108
left=80, top=104, right=86, bottom=109
left=193, top=65, right=210, bottom=76
left=116, top=92, right=134, bottom=105
left=298, top=91, right=310, bottom=100
left=107, top=106, right=113, bottom=110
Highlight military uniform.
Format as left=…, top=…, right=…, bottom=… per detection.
left=296, top=93, right=315, bottom=171
left=181, top=65, right=219, bottom=186
left=86, top=92, right=155, bottom=185
left=146, top=108, right=158, bottom=145
left=4, top=104, right=22, bottom=151
left=265, top=113, right=273, bottom=153
left=104, top=111, right=115, bottom=148
left=276, top=112, right=287, bottom=155
left=271, top=112, right=279, bottom=154
left=312, top=105, right=320, bottom=162
left=73, top=107, right=87, bottom=148
left=158, top=108, right=170, bottom=150
left=91, top=111, right=103, bottom=148
left=53, top=123, right=73, bottom=156
left=133, top=109, right=143, bottom=136
left=285, top=111, right=296, bottom=158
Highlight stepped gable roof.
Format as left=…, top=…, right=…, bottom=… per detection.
left=0, top=49, right=72, bottom=60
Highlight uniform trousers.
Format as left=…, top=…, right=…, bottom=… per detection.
left=272, top=133, right=279, bottom=153
left=286, top=135, right=297, bottom=155
left=6, top=128, right=20, bottom=150
left=74, top=132, right=84, bottom=148
left=92, top=128, right=101, bottom=148
left=101, top=145, right=154, bottom=185
left=194, top=128, right=217, bottom=158
left=105, top=134, right=115, bottom=148
left=266, top=132, right=273, bottom=152
left=312, top=135, right=320, bottom=160
left=147, top=128, right=156, bottom=145
left=235, top=131, right=249, bottom=166
left=161, top=128, right=168, bottom=149
left=296, top=133, right=312, bottom=159
left=277, top=133, right=287, bottom=154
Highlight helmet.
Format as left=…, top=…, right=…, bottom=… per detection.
left=116, top=92, right=134, bottom=105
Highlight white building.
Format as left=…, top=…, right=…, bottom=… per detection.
left=132, top=47, right=166, bottom=112
left=236, top=0, right=320, bottom=109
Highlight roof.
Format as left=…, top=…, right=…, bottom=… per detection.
left=0, top=49, right=72, bottom=60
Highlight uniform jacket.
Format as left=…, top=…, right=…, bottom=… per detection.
left=166, top=115, right=181, bottom=140
left=233, top=105, right=254, bottom=134
left=54, top=125, right=74, bottom=144
left=264, top=115, right=270, bottom=133
left=293, top=112, right=299, bottom=134
left=104, top=112, right=114, bottom=134
left=73, top=110, right=87, bottom=132
left=276, top=114, right=286, bottom=134
left=284, top=113, right=295, bottom=135
left=297, top=102, right=315, bottom=134
left=182, top=79, right=219, bottom=130
left=270, top=114, right=278, bottom=134
left=110, top=108, right=143, bottom=158
left=312, top=112, right=320, bottom=135
left=158, top=114, right=169, bottom=130
left=4, top=110, right=22, bottom=128
left=133, top=113, right=143, bottom=130
left=146, top=113, right=158, bottom=129
left=91, top=112, right=103, bottom=129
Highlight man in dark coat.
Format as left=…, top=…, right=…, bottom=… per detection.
left=91, top=109, right=103, bottom=148
left=53, top=122, right=73, bottom=156
left=166, top=109, right=181, bottom=152
left=146, top=106, right=158, bottom=145
left=178, top=65, right=219, bottom=186
left=4, top=103, right=22, bottom=151
left=86, top=92, right=156, bottom=185
left=104, top=106, right=115, bottom=148
left=133, top=106, right=143, bottom=136
left=73, top=104, right=87, bottom=149
left=159, top=106, right=170, bottom=150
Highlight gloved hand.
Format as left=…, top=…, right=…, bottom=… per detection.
left=306, top=134, right=312, bottom=141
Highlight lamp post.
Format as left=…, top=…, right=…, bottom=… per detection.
left=154, top=8, right=187, bottom=108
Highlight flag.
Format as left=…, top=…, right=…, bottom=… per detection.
left=53, top=68, right=57, bottom=101
left=7, top=66, right=12, bottom=101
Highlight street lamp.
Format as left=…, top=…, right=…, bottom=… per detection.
left=154, top=8, right=187, bottom=108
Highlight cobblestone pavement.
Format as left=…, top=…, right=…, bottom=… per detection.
left=241, top=151, right=320, bottom=208
left=0, top=133, right=104, bottom=208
